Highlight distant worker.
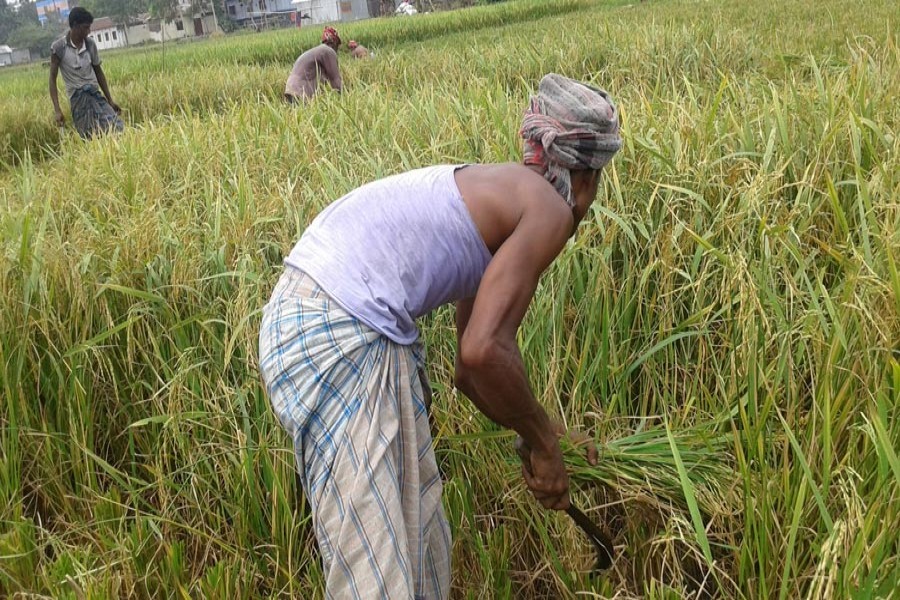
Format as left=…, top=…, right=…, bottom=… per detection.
left=284, top=26, right=343, bottom=103
left=49, top=7, right=124, bottom=139
left=348, top=40, right=370, bottom=59
left=395, top=0, right=418, bottom=15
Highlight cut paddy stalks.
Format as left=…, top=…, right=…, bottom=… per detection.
left=561, top=421, right=737, bottom=518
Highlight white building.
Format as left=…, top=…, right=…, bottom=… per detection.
left=291, top=0, right=341, bottom=24
left=0, top=44, right=31, bottom=66
left=82, top=8, right=219, bottom=49
left=223, top=0, right=373, bottom=27
left=88, top=17, right=127, bottom=51
left=125, top=12, right=218, bottom=45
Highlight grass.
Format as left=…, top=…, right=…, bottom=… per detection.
left=1, top=0, right=898, bottom=597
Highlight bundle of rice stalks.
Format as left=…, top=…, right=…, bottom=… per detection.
left=562, top=419, right=737, bottom=517
left=499, top=417, right=740, bottom=593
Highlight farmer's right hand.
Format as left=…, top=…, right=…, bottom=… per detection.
left=516, top=436, right=570, bottom=511
left=54, top=110, right=65, bottom=126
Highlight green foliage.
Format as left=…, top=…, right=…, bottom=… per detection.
left=6, top=21, right=60, bottom=57
left=147, top=0, right=182, bottom=21
left=82, top=0, right=150, bottom=26
left=16, top=0, right=40, bottom=23
left=0, top=1, right=18, bottom=45
left=0, top=0, right=54, bottom=48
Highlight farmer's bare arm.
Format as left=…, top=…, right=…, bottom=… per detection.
left=93, top=65, right=120, bottom=111
left=49, top=55, right=64, bottom=125
left=457, top=296, right=568, bottom=437
left=455, top=192, right=574, bottom=508
left=458, top=298, right=598, bottom=461
left=321, top=52, right=343, bottom=92
left=454, top=298, right=487, bottom=406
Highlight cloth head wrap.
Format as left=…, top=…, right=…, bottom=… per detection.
left=520, top=73, right=622, bottom=206
left=322, top=26, right=341, bottom=46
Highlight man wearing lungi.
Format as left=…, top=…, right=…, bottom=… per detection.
left=49, top=7, right=124, bottom=140
left=259, top=73, right=622, bottom=598
left=284, top=26, right=344, bottom=103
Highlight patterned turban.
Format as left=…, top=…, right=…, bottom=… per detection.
left=520, top=73, right=622, bottom=206
left=322, top=26, right=341, bottom=46
left=348, top=40, right=359, bottom=50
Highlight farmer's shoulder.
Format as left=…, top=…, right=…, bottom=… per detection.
left=315, top=44, right=337, bottom=58
left=462, top=163, right=568, bottom=216
left=297, top=44, right=329, bottom=61
left=50, top=35, right=67, bottom=56
left=456, top=164, right=571, bottom=251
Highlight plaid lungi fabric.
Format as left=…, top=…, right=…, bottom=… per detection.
left=70, top=85, right=124, bottom=139
left=259, top=267, right=451, bottom=599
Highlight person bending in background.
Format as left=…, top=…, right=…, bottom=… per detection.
left=348, top=40, right=370, bottom=59
left=259, top=74, right=622, bottom=598
left=284, top=26, right=343, bottom=103
left=49, top=7, right=123, bottom=139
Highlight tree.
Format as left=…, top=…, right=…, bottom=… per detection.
left=0, top=2, right=18, bottom=45
left=1, top=1, right=40, bottom=47
left=148, top=0, right=180, bottom=22
left=218, top=0, right=238, bottom=33
left=2, top=1, right=65, bottom=57
left=148, top=0, right=181, bottom=41
left=17, top=0, right=40, bottom=27
left=8, top=22, right=58, bottom=57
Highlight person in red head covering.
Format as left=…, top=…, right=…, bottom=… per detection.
left=321, top=26, right=341, bottom=48
left=284, top=26, right=343, bottom=103
left=348, top=40, right=370, bottom=59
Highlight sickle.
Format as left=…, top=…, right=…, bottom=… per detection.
left=515, top=438, right=615, bottom=573
left=565, top=504, right=614, bottom=572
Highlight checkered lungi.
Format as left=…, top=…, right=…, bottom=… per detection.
left=258, top=267, right=451, bottom=599
left=70, top=85, right=124, bottom=139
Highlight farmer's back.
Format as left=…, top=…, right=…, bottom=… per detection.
left=286, top=165, right=492, bottom=344
left=285, top=44, right=340, bottom=100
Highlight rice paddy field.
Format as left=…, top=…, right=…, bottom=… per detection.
left=0, top=0, right=898, bottom=597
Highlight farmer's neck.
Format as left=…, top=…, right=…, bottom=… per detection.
left=70, top=28, right=88, bottom=48
left=524, top=164, right=600, bottom=232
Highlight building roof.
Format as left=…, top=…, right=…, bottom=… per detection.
left=91, top=17, right=118, bottom=31
left=0, top=45, right=13, bottom=54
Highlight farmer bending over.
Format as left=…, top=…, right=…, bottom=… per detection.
left=348, top=40, right=370, bottom=59
left=259, top=73, right=622, bottom=598
left=284, top=26, right=343, bottom=103
left=49, top=7, right=124, bottom=139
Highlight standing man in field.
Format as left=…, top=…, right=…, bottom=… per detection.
left=259, top=73, right=622, bottom=597
left=284, top=26, right=343, bottom=103
left=49, top=7, right=124, bottom=139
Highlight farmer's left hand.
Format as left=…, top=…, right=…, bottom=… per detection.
left=108, top=100, right=121, bottom=114
left=559, top=423, right=599, bottom=467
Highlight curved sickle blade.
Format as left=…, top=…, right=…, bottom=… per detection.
left=566, top=504, right=614, bottom=572
left=514, top=437, right=614, bottom=572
